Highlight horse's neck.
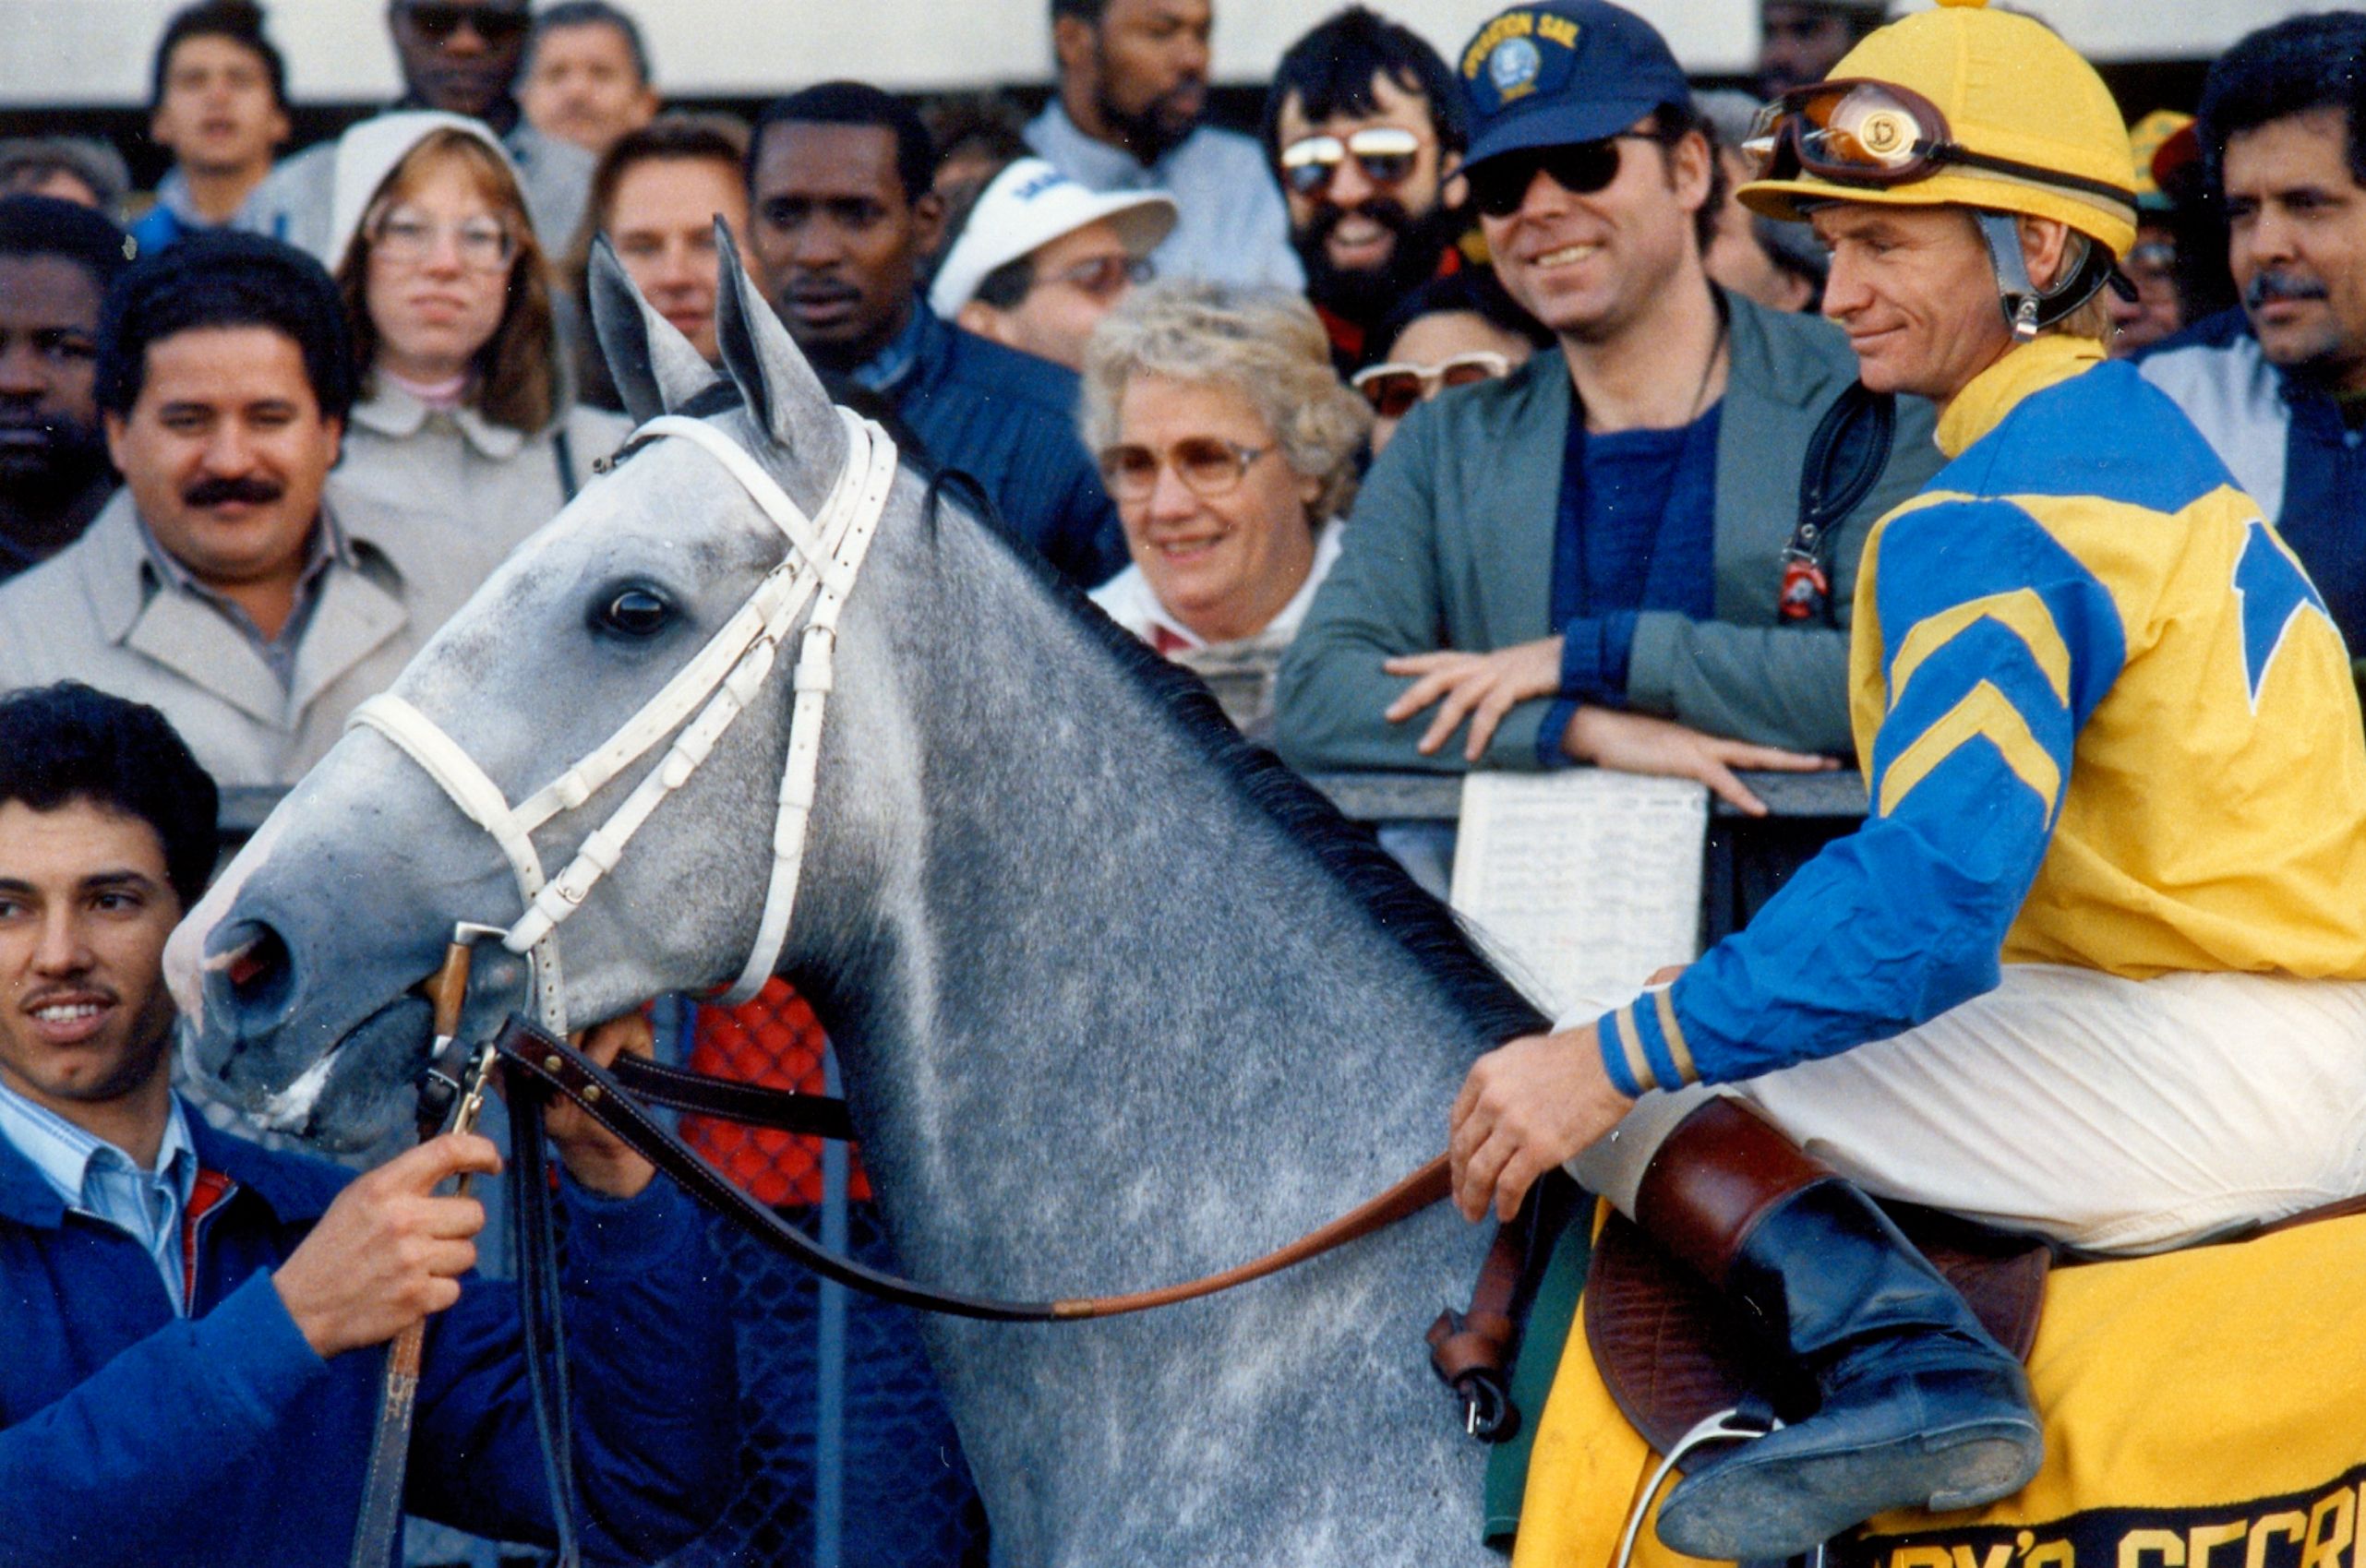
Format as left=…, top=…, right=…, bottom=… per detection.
left=789, top=522, right=1506, bottom=1291
left=770, top=521, right=1509, bottom=1566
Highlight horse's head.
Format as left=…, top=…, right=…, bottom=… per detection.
left=166, top=231, right=910, bottom=1148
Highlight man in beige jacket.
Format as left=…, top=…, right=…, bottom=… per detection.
left=0, top=233, right=501, bottom=787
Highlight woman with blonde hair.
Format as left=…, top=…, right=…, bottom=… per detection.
left=1082, top=280, right=1370, bottom=739
left=322, top=112, right=629, bottom=560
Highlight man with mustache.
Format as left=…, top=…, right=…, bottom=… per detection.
left=2138, top=15, right=2366, bottom=660
left=1026, top=0, right=1302, bottom=290
left=0, top=233, right=510, bottom=787
left=750, top=82, right=1125, bottom=587
left=0, top=197, right=130, bottom=581
left=248, top=0, right=593, bottom=277
left=1263, top=6, right=1482, bottom=373
left=0, top=681, right=733, bottom=1566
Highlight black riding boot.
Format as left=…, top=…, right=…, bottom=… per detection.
left=1635, top=1100, right=2043, bottom=1561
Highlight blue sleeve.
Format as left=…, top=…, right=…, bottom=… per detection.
left=405, top=1175, right=736, bottom=1562
left=0, top=1270, right=330, bottom=1568
left=1593, top=497, right=2129, bottom=1093
left=1534, top=612, right=1641, bottom=767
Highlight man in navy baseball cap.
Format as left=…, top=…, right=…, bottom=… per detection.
left=1458, top=1, right=1693, bottom=168
left=1282, top=0, right=1935, bottom=796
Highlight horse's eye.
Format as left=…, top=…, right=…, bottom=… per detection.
left=596, top=586, right=671, bottom=638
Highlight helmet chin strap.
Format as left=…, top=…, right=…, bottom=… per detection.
left=1974, top=209, right=2107, bottom=343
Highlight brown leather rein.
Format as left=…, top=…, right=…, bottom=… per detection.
left=486, top=1011, right=1452, bottom=1323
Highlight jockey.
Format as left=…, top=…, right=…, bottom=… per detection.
left=1447, top=0, right=2366, bottom=1557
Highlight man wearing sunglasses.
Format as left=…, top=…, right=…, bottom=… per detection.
left=249, top=0, right=593, bottom=274
left=1279, top=0, right=1938, bottom=816
left=929, top=156, right=1174, bottom=372
left=1757, top=0, right=1886, bottom=100
left=1263, top=7, right=1478, bottom=372
left=1450, top=2, right=2366, bottom=1557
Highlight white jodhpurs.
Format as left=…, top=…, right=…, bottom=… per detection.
left=1567, top=964, right=2366, bottom=1256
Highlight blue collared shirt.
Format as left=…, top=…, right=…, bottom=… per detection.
left=134, top=505, right=352, bottom=690
left=851, top=300, right=931, bottom=397
left=0, top=1079, right=200, bottom=1313
left=1025, top=102, right=1303, bottom=292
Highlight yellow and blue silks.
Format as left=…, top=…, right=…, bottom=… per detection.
left=1595, top=335, right=2366, bottom=1096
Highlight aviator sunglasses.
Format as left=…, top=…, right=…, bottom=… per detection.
left=1351, top=352, right=1513, bottom=419
left=1279, top=126, right=1424, bottom=198
left=1035, top=254, right=1156, bottom=302
left=400, top=4, right=532, bottom=44
left=1466, top=134, right=1660, bottom=218
left=1744, top=78, right=2135, bottom=207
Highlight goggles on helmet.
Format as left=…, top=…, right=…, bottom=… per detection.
left=1743, top=78, right=2134, bottom=211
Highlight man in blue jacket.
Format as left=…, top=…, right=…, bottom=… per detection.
left=0, top=681, right=734, bottom=1566
left=2136, top=14, right=2366, bottom=663
left=748, top=80, right=1126, bottom=587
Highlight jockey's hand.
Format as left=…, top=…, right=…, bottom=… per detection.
left=543, top=1013, right=658, bottom=1200
left=1384, top=638, right=1564, bottom=760
left=1560, top=706, right=1838, bottom=816
left=1450, top=1024, right=1634, bottom=1223
left=273, top=1132, right=500, bottom=1357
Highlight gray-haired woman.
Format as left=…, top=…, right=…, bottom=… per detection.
left=1080, top=280, right=1370, bottom=738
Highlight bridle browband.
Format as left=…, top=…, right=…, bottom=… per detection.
left=348, top=405, right=899, bottom=1034
left=332, top=398, right=1499, bottom=1565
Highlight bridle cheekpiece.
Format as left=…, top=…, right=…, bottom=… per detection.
left=348, top=405, right=899, bottom=1033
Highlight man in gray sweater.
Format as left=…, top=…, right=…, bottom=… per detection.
left=1277, top=0, right=1939, bottom=814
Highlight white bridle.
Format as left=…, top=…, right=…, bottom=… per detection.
left=347, top=406, right=899, bottom=1034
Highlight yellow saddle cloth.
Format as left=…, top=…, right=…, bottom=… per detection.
left=1513, top=1211, right=2366, bottom=1568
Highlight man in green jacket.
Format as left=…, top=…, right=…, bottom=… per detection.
left=1275, top=0, right=1940, bottom=814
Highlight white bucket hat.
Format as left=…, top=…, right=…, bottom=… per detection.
left=928, top=157, right=1176, bottom=319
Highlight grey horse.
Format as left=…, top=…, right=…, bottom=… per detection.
left=167, top=245, right=1549, bottom=1567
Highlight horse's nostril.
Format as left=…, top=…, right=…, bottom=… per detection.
left=226, top=941, right=271, bottom=989
left=213, top=920, right=294, bottom=1020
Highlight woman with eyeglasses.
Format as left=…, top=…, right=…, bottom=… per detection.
left=1354, top=266, right=1552, bottom=454
left=1081, top=281, right=1370, bottom=740
left=320, top=112, right=631, bottom=562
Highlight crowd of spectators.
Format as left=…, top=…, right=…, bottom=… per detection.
left=8, top=0, right=2366, bottom=1562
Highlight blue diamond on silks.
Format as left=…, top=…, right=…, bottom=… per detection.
left=2233, top=519, right=2330, bottom=707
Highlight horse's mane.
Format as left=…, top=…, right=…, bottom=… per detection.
left=918, top=464, right=1551, bottom=1049
left=639, top=382, right=1546, bottom=1045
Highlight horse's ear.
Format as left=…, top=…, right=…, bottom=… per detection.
left=714, top=217, right=848, bottom=479
left=588, top=235, right=718, bottom=425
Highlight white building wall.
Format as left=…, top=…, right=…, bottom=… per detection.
left=0, top=0, right=2321, bottom=108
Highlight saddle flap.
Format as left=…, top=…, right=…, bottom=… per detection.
left=1584, top=1201, right=2052, bottom=1466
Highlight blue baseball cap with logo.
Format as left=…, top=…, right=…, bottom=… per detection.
left=1459, top=1, right=1695, bottom=170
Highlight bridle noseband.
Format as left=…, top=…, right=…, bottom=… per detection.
left=348, top=405, right=900, bottom=1033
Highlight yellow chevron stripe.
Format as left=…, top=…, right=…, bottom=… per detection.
left=1890, top=589, right=2072, bottom=709
left=1610, top=1007, right=1656, bottom=1094
left=1651, top=988, right=1698, bottom=1086
left=1879, top=680, right=2062, bottom=821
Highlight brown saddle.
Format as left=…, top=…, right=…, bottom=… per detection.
left=1584, top=1202, right=2052, bottom=1466
left=1585, top=1192, right=2366, bottom=1467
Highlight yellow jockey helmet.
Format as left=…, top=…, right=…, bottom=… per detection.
left=1735, top=0, right=2137, bottom=261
